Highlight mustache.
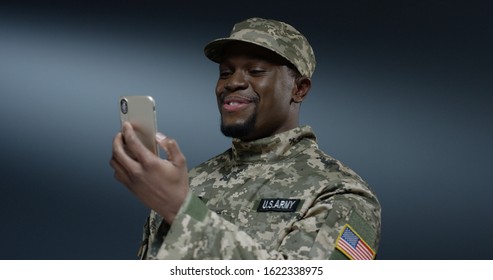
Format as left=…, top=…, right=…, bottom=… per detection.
left=219, top=92, right=259, bottom=104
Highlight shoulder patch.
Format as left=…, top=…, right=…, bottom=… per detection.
left=335, top=224, right=376, bottom=260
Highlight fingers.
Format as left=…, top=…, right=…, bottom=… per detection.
left=121, top=122, right=155, bottom=164
left=110, top=132, right=133, bottom=184
left=110, top=154, right=129, bottom=184
left=112, top=122, right=186, bottom=182
left=156, top=132, right=186, bottom=168
left=112, top=128, right=143, bottom=177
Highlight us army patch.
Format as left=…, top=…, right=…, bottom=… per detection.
left=335, top=224, right=376, bottom=260
left=257, top=199, right=301, bottom=212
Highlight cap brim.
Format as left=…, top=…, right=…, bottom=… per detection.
left=204, top=38, right=291, bottom=65
left=204, top=38, right=248, bottom=63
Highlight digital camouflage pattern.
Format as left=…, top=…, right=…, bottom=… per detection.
left=204, top=17, right=316, bottom=78
left=138, top=126, right=381, bottom=259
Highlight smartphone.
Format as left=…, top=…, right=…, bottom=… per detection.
left=119, top=96, right=159, bottom=156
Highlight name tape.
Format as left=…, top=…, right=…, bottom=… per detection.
left=257, top=199, right=301, bottom=212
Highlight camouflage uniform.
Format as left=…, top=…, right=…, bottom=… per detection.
left=138, top=126, right=381, bottom=259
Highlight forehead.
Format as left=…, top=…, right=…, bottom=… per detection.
left=220, top=41, right=289, bottom=65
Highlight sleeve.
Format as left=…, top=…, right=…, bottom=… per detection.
left=148, top=181, right=381, bottom=260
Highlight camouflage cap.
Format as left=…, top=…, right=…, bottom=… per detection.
left=204, top=17, right=316, bottom=78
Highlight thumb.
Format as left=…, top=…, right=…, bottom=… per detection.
left=156, top=133, right=186, bottom=167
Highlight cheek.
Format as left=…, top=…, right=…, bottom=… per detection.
left=215, top=82, right=224, bottom=101
left=215, top=81, right=222, bottom=95
left=268, top=80, right=294, bottom=105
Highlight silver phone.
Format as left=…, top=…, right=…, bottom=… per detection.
left=119, top=96, right=159, bottom=156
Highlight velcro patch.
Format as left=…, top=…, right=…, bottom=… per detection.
left=257, top=199, right=300, bottom=212
left=335, top=224, right=376, bottom=260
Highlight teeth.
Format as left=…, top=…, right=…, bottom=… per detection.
left=228, top=102, right=239, bottom=105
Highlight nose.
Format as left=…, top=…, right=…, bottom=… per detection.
left=224, top=70, right=248, bottom=92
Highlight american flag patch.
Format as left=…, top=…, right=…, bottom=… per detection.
left=335, top=224, right=375, bottom=260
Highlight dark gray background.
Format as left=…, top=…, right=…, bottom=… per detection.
left=1, top=0, right=491, bottom=259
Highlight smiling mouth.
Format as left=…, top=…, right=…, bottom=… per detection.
left=222, top=96, right=255, bottom=112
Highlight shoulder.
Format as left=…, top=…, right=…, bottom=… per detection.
left=296, top=142, right=364, bottom=182
left=314, top=148, right=364, bottom=180
left=300, top=145, right=380, bottom=206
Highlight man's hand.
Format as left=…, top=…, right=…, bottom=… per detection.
left=110, top=122, right=189, bottom=224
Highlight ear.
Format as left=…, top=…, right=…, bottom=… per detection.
left=291, top=76, right=311, bottom=103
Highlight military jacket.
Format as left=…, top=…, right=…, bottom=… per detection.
left=138, top=126, right=381, bottom=259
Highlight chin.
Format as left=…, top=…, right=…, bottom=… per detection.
left=221, top=124, right=250, bottom=139
left=220, top=115, right=256, bottom=140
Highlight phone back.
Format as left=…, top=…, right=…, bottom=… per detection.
left=119, top=96, right=159, bottom=156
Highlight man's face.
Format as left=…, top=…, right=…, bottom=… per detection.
left=216, top=43, right=298, bottom=141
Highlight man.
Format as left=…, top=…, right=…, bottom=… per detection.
left=110, top=17, right=381, bottom=260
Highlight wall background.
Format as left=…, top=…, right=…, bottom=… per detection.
left=0, top=0, right=491, bottom=259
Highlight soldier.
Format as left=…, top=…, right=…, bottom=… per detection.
left=110, top=17, right=381, bottom=260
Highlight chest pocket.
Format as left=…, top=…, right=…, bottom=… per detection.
left=209, top=199, right=305, bottom=249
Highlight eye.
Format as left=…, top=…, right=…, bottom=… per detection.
left=219, top=69, right=232, bottom=79
left=248, top=68, right=266, bottom=76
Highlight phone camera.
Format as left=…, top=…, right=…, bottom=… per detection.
left=120, top=99, right=128, bottom=114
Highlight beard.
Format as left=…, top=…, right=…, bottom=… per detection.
left=220, top=110, right=257, bottom=140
